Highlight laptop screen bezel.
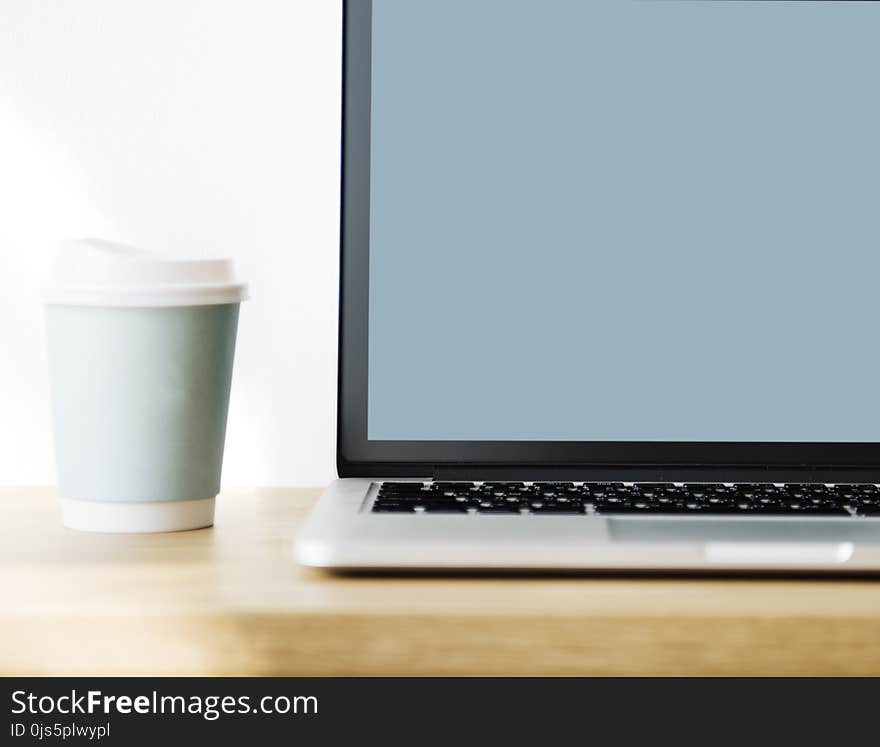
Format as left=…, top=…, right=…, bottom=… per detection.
left=338, top=0, right=880, bottom=479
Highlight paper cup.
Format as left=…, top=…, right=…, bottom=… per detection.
left=44, top=239, right=247, bottom=533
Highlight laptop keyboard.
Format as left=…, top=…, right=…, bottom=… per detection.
left=372, top=482, right=880, bottom=517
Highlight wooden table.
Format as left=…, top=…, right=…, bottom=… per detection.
left=2, top=487, right=880, bottom=676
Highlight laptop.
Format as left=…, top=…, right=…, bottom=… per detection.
left=296, top=0, right=880, bottom=572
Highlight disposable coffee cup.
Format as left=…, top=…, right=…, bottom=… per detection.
left=44, top=239, right=247, bottom=533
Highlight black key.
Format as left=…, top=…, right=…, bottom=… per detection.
left=784, top=483, right=830, bottom=492
left=422, top=492, right=467, bottom=502
left=697, top=503, right=756, bottom=514
left=592, top=495, right=628, bottom=505
left=378, top=488, right=431, bottom=498
left=703, top=495, right=742, bottom=506
left=755, top=496, right=781, bottom=505
left=489, top=491, right=515, bottom=500
left=380, top=494, right=431, bottom=503
left=836, top=487, right=861, bottom=500
left=612, top=487, right=637, bottom=499
left=372, top=502, right=415, bottom=513
left=431, top=482, right=475, bottom=491
left=738, top=487, right=776, bottom=500
left=633, top=484, right=675, bottom=497
left=836, top=483, right=877, bottom=495
left=805, top=497, right=839, bottom=507
left=684, top=486, right=720, bottom=500
left=654, top=495, right=685, bottom=505
left=660, top=489, right=688, bottom=501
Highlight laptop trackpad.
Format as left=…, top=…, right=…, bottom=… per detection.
left=608, top=519, right=878, bottom=565
left=608, top=518, right=880, bottom=544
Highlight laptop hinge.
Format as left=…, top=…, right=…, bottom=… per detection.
left=431, top=464, right=880, bottom=483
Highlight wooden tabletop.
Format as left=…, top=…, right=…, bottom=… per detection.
left=2, top=486, right=880, bottom=676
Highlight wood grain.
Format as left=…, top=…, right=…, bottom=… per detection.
left=2, top=487, right=880, bottom=675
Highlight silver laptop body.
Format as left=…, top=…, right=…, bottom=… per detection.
left=297, top=1, right=880, bottom=572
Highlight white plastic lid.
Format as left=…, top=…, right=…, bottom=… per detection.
left=43, top=238, right=248, bottom=307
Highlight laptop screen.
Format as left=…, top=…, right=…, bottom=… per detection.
left=365, top=0, right=880, bottom=444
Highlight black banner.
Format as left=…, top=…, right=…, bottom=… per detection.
left=2, top=677, right=876, bottom=744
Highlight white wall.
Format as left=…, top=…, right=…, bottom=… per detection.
left=0, top=1, right=341, bottom=487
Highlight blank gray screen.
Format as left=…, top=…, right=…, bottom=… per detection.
left=367, top=0, right=880, bottom=442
